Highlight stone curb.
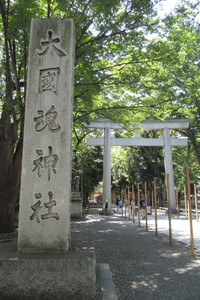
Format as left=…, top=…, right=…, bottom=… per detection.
left=98, top=263, right=118, bottom=300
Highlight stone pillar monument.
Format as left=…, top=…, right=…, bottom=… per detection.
left=0, top=19, right=96, bottom=299
left=71, top=176, right=83, bottom=218
left=18, top=18, right=75, bottom=253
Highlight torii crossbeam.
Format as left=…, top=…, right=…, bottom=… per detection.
left=85, top=119, right=190, bottom=212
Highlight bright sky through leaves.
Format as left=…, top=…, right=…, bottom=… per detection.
left=157, top=0, right=200, bottom=20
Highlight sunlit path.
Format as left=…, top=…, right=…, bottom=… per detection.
left=116, top=206, right=200, bottom=250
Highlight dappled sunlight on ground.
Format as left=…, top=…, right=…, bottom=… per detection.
left=73, top=215, right=102, bottom=225
left=131, top=277, right=158, bottom=291
left=106, top=220, right=132, bottom=225
left=134, top=209, right=200, bottom=250
left=71, top=204, right=200, bottom=299
left=97, top=229, right=116, bottom=233
left=160, top=251, right=183, bottom=258
left=174, top=260, right=200, bottom=274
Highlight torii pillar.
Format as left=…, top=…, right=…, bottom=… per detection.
left=103, top=127, right=111, bottom=208
left=163, top=128, right=176, bottom=212
left=85, top=118, right=190, bottom=212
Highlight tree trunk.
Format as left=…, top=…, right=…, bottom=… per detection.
left=0, top=122, right=23, bottom=233
left=0, top=0, right=24, bottom=233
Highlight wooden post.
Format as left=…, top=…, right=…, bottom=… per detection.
left=152, top=190, right=154, bottom=209
left=128, top=187, right=130, bottom=221
left=112, top=191, right=115, bottom=205
left=194, top=184, right=199, bottom=222
left=153, top=178, right=158, bottom=236
left=185, top=167, right=195, bottom=258
left=137, top=183, right=141, bottom=227
left=132, top=185, right=135, bottom=223
left=175, top=189, right=179, bottom=219
left=121, top=190, right=123, bottom=217
left=184, top=185, right=188, bottom=219
left=167, top=174, right=172, bottom=245
left=144, top=181, right=148, bottom=232
left=124, top=188, right=127, bottom=218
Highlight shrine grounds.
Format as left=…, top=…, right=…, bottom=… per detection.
left=1, top=203, right=200, bottom=299
left=72, top=203, right=200, bottom=300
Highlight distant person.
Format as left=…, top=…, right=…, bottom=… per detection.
left=130, top=200, right=134, bottom=215
left=116, top=198, right=119, bottom=211
left=140, top=198, right=146, bottom=219
left=118, top=199, right=123, bottom=213
left=105, top=199, right=109, bottom=210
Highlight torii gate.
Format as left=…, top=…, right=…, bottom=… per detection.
left=85, top=118, right=190, bottom=212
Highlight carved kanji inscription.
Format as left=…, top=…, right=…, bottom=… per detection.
left=39, top=68, right=60, bottom=94
left=32, top=146, right=59, bottom=181
left=37, top=30, right=67, bottom=57
left=34, top=105, right=61, bottom=133
left=30, top=191, right=59, bottom=223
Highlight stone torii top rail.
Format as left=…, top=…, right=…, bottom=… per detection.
left=85, top=118, right=191, bottom=212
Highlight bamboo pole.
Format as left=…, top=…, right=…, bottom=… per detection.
left=153, top=177, right=158, bottom=236
left=137, top=183, right=141, bottom=227
left=185, top=167, right=195, bottom=258
left=151, top=190, right=154, bottom=209
left=128, top=187, right=130, bottom=220
left=121, top=190, right=123, bottom=217
left=144, top=181, right=148, bottom=232
left=194, top=184, right=199, bottom=222
left=175, top=189, right=179, bottom=219
left=124, top=188, right=127, bottom=218
left=132, top=185, right=135, bottom=223
left=167, top=174, right=172, bottom=245
left=184, top=185, right=188, bottom=219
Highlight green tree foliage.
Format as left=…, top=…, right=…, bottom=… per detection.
left=111, top=132, right=165, bottom=202
left=0, top=0, right=158, bottom=231
left=76, top=145, right=103, bottom=204
left=110, top=1, right=200, bottom=198
left=0, top=0, right=45, bottom=232
left=50, top=0, right=161, bottom=198
left=71, top=128, right=103, bottom=203
left=62, top=0, right=158, bottom=125
left=135, top=1, right=200, bottom=163
left=0, top=0, right=199, bottom=231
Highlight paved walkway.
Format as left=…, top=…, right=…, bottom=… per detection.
left=71, top=203, right=200, bottom=300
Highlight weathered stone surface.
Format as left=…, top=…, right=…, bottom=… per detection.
left=71, top=198, right=83, bottom=218
left=18, top=18, right=75, bottom=253
left=71, top=176, right=83, bottom=218
left=0, top=240, right=96, bottom=300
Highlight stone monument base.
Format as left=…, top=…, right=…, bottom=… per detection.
left=165, top=208, right=180, bottom=215
left=99, top=209, right=114, bottom=216
left=71, top=198, right=83, bottom=218
left=0, top=239, right=96, bottom=300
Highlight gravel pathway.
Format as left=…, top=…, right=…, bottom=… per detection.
left=71, top=203, right=200, bottom=300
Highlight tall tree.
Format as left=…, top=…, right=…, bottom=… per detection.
left=109, top=1, right=200, bottom=200
left=130, top=0, right=200, bottom=164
